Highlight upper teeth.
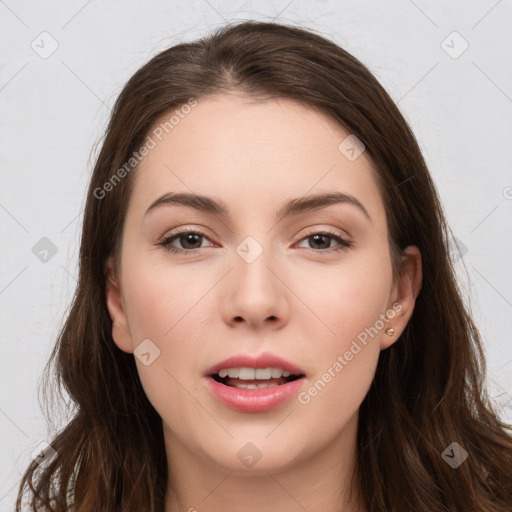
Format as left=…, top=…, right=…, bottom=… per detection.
left=218, top=367, right=292, bottom=380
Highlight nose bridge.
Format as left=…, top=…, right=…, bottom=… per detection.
left=234, top=233, right=279, bottom=295
left=223, top=232, right=288, bottom=326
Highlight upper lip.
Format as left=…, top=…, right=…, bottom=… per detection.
left=205, top=352, right=306, bottom=377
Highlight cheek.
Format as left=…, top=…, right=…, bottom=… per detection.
left=121, top=253, right=206, bottom=341
left=120, top=256, right=209, bottom=426
left=297, top=249, right=392, bottom=410
left=313, top=250, right=393, bottom=345
left=120, top=248, right=216, bottom=378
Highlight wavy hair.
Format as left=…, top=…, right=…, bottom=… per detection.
left=16, top=20, right=512, bottom=511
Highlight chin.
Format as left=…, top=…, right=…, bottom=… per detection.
left=195, top=431, right=309, bottom=474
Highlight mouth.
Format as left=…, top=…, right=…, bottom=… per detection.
left=209, top=367, right=305, bottom=389
left=204, top=354, right=307, bottom=413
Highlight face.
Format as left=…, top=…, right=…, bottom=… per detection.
left=106, top=94, right=420, bottom=475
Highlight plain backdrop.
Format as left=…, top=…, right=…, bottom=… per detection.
left=1, top=0, right=511, bottom=509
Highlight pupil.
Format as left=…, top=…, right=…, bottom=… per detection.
left=310, top=234, right=329, bottom=249
left=182, top=233, right=201, bottom=249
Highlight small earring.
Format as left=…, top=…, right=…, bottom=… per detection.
left=386, top=328, right=395, bottom=336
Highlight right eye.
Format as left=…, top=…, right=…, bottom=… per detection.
left=157, top=229, right=214, bottom=254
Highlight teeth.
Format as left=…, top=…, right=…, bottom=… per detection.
left=255, top=368, right=272, bottom=379
left=216, top=367, right=295, bottom=380
left=239, top=367, right=255, bottom=380
left=271, top=367, right=282, bottom=378
left=232, top=382, right=280, bottom=389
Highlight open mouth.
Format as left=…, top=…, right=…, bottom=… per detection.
left=210, top=368, right=304, bottom=389
left=205, top=364, right=306, bottom=412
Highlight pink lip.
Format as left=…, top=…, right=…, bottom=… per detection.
left=204, top=352, right=306, bottom=413
left=204, top=352, right=305, bottom=377
left=204, top=376, right=305, bottom=413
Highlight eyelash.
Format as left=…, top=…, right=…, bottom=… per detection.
left=156, top=228, right=353, bottom=256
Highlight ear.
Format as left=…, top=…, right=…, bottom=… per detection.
left=105, top=257, right=134, bottom=353
left=380, top=245, right=423, bottom=350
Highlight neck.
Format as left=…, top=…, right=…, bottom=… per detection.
left=164, top=411, right=366, bottom=512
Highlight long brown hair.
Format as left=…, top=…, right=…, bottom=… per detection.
left=16, top=20, right=512, bottom=512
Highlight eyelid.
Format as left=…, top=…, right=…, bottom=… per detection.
left=299, top=225, right=352, bottom=242
left=159, top=225, right=215, bottom=242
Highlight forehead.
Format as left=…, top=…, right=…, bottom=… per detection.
left=128, top=94, right=385, bottom=223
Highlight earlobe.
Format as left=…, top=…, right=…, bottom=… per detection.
left=381, top=246, right=423, bottom=350
left=105, top=257, right=134, bottom=354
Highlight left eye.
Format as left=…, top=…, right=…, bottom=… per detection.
left=296, top=232, right=352, bottom=251
left=157, top=229, right=352, bottom=254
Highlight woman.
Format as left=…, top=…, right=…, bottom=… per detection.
left=16, top=20, right=512, bottom=512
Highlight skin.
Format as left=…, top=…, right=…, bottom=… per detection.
left=105, top=94, right=422, bottom=512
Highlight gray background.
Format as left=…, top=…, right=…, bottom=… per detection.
left=1, top=1, right=511, bottom=509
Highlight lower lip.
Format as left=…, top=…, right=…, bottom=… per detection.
left=204, top=376, right=305, bottom=413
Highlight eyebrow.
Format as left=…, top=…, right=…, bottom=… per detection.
left=144, top=191, right=371, bottom=223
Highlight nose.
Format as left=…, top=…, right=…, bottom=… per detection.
left=221, top=245, right=290, bottom=330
